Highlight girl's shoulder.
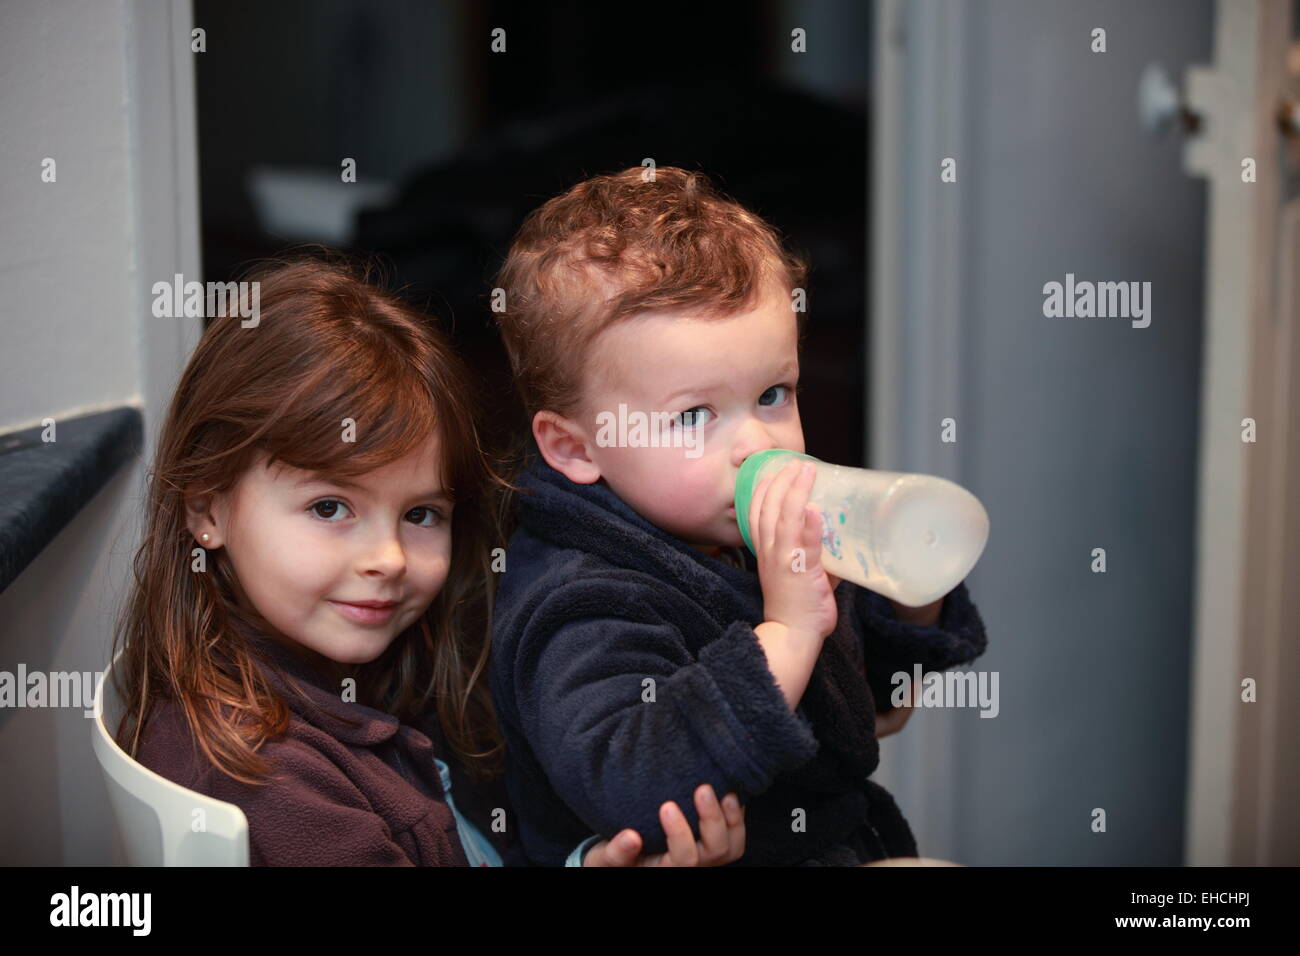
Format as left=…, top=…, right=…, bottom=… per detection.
left=133, top=696, right=217, bottom=792
left=133, top=697, right=434, bottom=865
left=135, top=696, right=340, bottom=787
left=132, top=696, right=325, bottom=802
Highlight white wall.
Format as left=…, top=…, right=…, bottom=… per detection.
left=0, top=0, right=201, bottom=864
left=872, top=0, right=1212, bottom=864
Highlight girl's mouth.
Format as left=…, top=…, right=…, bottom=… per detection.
left=328, top=600, right=398, bottom=626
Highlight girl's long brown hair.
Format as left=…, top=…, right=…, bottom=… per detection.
left=113, top=250, right=505, bottom=785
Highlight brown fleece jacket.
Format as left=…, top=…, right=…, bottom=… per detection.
left=135, top=637, right=470, bottom=867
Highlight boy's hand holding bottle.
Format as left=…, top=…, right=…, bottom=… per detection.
left=748, top=460, right=839, bottom=710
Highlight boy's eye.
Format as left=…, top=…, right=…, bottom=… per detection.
left=675, top=406, right=713, bottom=428
left=406, top=506, right=444, bottom=527
left=759, top=385, right=792, bottom=407
left=310, top=499, right=351, bottom=521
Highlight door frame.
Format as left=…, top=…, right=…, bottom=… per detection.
left=1184, top=0, right=1300, bottom=866
left=869, top=0, right=973, bottom=854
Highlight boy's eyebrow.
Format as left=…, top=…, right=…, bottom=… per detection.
left=659, top=383, right=722, bottom=405
left=658, top=362, right=799, bottom=405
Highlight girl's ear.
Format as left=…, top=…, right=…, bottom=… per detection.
left=184, top=490, right=226, bottom=549
left=534, top=410, right=601, bottom=485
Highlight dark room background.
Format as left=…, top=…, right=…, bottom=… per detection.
left=193, top=0, right=872, bottom=465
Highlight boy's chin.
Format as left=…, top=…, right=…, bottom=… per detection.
left=682, top=524, right=744, bottom=551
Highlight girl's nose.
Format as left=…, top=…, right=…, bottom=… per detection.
left=360, top=531, right=407, bottom=577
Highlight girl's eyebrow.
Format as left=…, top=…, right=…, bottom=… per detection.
left=295, top=474, right=451, bottom=502
left=293, top=473, right=356, bottom=489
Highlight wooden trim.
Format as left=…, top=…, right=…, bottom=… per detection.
left=1185, top=0, right=1300, bottom=865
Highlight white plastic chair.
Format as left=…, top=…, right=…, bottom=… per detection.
left=92, top=653, right=249, bottom=865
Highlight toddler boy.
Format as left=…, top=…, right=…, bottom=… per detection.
left=489, top=166, right=988, bottom=865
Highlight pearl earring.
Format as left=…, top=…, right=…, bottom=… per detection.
left=201, top=533, right=211, bottom=542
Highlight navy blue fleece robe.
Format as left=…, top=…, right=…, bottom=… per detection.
left=490, top=453, right=988, bottom=866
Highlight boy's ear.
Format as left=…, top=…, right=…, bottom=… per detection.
left=533, top=410, right=601, bottom=484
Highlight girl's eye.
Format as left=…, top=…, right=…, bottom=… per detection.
left=676, top=406, right=713, bottom=428
left=406, top=506, right=444, bottom=527
left=310, top=499, right=351, bottom=521
left=759, top=385, right=792, bottom=407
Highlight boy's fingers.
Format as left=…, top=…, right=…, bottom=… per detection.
left=749, top=474, right=773, bottom=552
left=721, top=792, right=743, bottom=825
left=761, top=461, right=801, bottom=555
left=757, top=466, right=788, bottom=552
left=722, top=792, right=746, bottom=862
left=778, top=463, right=814, bottom=551
left=693, top=785, right=726, bottom=860
left=583, top=844, right=606, bottom=867
left=660, top=801, right=699, bottom=867
left=803, top=503, right=821, bottom=549
left=605, top=830, right=644, bottom=867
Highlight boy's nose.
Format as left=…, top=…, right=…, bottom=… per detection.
left=732, top=418, right=779, bottom=466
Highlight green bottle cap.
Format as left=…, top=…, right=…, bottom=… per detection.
left=733, top=449, right=819, bottom=554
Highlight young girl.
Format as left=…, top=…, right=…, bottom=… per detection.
left=113, top=253, right=744, bottom=866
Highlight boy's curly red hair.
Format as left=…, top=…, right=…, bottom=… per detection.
left=493, top=166, right=808, bottom=420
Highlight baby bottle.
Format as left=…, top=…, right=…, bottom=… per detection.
left=733, top=450, right=989, bottom=607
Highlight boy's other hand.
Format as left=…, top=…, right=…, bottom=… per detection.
left=874, top=678, right=921, bottom=737
left=750, top=460, right=838, bottom=641
left=583, top=785, right=746, bottom=867
left=874, top=704, right=915, bottom=737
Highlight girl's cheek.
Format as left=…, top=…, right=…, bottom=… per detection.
left=276, top=520, right=338, bottom=565
left=411, top=536, right=452, bottom=585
